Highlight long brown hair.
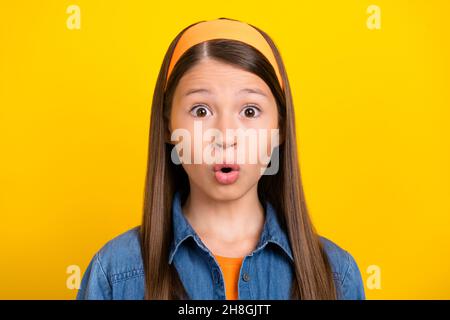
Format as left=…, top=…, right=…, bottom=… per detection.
left=140, top=17, right=337, bottom=300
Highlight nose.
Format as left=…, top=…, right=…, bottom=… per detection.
left=213, top=140, right=237, bottom=149
left=212, top=112, right=239, bottom=149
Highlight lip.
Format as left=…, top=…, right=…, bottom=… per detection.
left=212, top=163, right=240, bottom=185
left=213, top=164, right=240, bottom=172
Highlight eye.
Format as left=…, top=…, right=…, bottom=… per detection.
left=190, top=104, right=212, bottom=118
left=240, top=104, right=261, bottom=118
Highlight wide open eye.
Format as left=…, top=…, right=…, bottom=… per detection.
left=190, top=104, right=212, bottom=118
left=240, top=104, right=261, bottom=118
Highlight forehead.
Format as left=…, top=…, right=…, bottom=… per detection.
left=175, top=58, right=272, bottom=96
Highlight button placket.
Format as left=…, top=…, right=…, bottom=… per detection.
left=238, top=256, right=254, bottom=299
left=212, top=267, right=221, bottom=285
left=209, top=255, right=226, bottom=299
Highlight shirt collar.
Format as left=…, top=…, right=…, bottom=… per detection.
left=168, top=190, right=294, bottom=264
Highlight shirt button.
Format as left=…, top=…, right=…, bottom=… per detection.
left=242, top=272, right=250, bottom=282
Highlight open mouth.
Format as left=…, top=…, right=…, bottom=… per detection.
left=212, top=164, right=240, bottom=185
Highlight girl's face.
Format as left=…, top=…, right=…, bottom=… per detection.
left=169, top=58, right=279, bottom=201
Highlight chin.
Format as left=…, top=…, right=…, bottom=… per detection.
left=203, top=183, right=253, bottom=202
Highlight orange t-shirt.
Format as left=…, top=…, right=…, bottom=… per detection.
left=213, top=254, right=244, bottom=300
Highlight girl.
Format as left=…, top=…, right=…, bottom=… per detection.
left=77, top=17, right=365, bottom=300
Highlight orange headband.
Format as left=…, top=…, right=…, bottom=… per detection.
left=165, top=19, right=284, bottom=91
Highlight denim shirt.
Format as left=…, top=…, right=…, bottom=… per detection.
left=77, top=191, right=365, bottom=300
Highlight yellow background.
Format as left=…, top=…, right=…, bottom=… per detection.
left=1, top=1, right=449, bottom=299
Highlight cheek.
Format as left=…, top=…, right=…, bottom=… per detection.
left=263, top=111, right=280, bottom=161
left=169, top=102, right=195, bottom=133
left=252, top=109, right=279, bottom=158
left=181, top=163, right=209, bottom=183
left=170, top=114, right=191, bottom=135
left=181, top=163, right=222, bottom=193
left=244, top=126, right=279, bottom=167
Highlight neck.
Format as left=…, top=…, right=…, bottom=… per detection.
left=181, top=185, right=265, bottom=244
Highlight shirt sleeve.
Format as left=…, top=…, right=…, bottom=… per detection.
left=76, top=252, right=112, bottom=300
left=339, top=250, right=366, bottom=300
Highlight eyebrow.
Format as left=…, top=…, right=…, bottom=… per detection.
left=184, top=87, right=268, bottom=98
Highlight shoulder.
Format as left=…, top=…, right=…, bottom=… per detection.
left=318, top=235, right=366, bottom=300
left=96, top=225, right=144, bottom=275
left=77, top=225, right=144, bottom=299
